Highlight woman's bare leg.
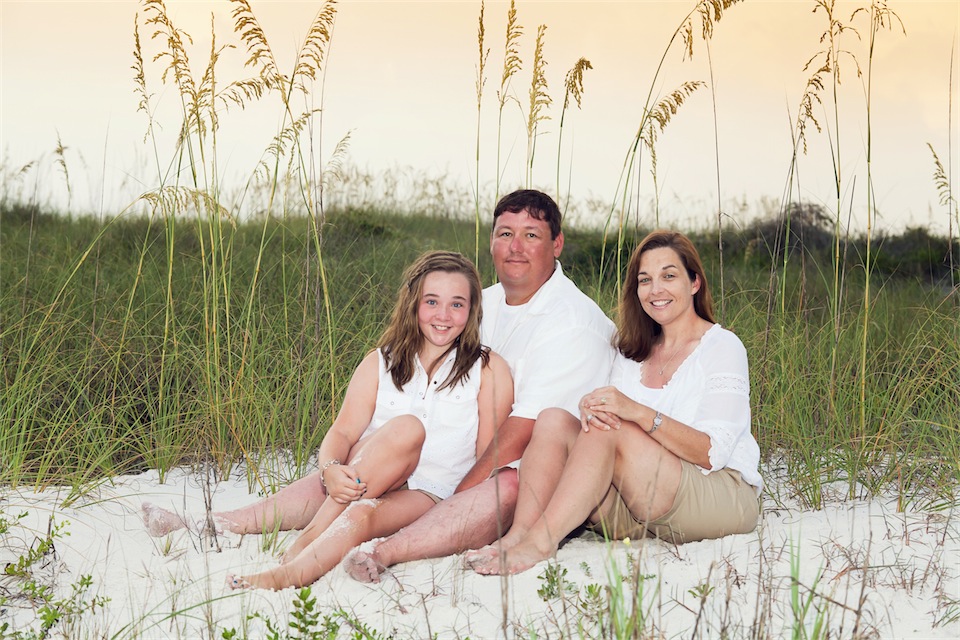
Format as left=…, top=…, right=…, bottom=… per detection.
left=280, top=415, right=425, bottom=562
left=473, top=422, right=682, bottom=575
left=229, top=490, right=436, bottom=590
left=464, top=409, right=580, bottom=567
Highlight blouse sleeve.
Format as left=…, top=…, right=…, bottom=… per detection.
left=694, top=330, right=752, bottom=472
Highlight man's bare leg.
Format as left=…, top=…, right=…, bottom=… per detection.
left=343, top=470, right=519, bottom=583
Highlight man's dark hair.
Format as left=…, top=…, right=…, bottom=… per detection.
left=492, top=189, right=562, bottom=240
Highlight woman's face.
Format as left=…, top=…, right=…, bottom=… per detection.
left=636, top=246, right=700, bottom=326
left=417, top=271, right=472, bottom=353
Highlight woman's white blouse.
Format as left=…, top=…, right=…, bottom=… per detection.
left=610, top=324, right=763, bottom=492
left=364, top=348, right=483, bottom=499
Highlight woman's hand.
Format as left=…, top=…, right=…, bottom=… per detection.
left=322, top=464, right=367, bottom=504
left=579, top=386, right=630, bottom=432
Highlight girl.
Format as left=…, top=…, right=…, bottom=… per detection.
left=144, top=251, right=512, bottom=589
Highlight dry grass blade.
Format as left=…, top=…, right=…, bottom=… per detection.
left=526, top=25, right=551, bottom=137
left=682, top=0, right=743, bottom=60
left=927, top=143, right=954, bottom=208
left=645, top=80, right=704, bottom=140
left=54, top=132, right=72, bottom=207
left=476, top=1, right=489, bottom=106
left=143, top=0, right=198, bottom=111
left=131, top=16, right=151, bottom=121
left=562, top=57, right=592, bottom=111
left=499, top=0, right=523, bottom=108
left=293, top=1, right=338, bottom=91
left=322, top=131, right=354, bottom=190
left=256, top=108, right=322, bottom=179
left=228, top=0, right=280, bottom=83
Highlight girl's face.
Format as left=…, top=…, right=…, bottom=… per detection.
left=417, top=271, right=472, bottom=353
left=636, top=247, right=700, bottom=326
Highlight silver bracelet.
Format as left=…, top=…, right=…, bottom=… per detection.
left=320, top=459, right=341, bottom=488
left=650, top=411, right=663, bottom=434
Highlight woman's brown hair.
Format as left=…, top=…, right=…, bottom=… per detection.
left=616, top=230, right=716, bottom=362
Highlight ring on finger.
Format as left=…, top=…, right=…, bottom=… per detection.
left=586, top=414, right=594, bottom=421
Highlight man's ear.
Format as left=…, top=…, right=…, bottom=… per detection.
left=553, top=231, right=564, bottom=258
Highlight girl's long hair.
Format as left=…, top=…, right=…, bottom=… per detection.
left=617, top=230, right=716, bottom=362
left=378, top=251, right=489, bottom=391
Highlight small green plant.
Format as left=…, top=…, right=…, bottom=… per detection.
left=536, top=561, right=578, bottom=601
left=0, top=512, right=109, bottom=639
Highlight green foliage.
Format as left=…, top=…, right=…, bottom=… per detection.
left=226, top=590, right=391, bottom=639
left=536, top=562, right=578, bottom=600
left=0, top=511, right=109, bottom=639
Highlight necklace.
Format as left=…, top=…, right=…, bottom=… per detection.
left=657, top=341, right=685, bottom=376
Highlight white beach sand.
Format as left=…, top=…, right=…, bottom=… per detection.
left=1, top=464, right=956, bottom=639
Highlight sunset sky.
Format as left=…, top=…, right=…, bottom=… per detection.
left=2, top=0, right=958, bottom=232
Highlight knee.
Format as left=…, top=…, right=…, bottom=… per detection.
left=383, top=414, right=426, bottom=450
left=491, top=468, right=519, bottom=502
left=532, top=408, right=580, bottom=445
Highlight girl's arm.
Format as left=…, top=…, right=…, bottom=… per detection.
left=316, top=350, right=380, bottom=501
left=474, top=351, right=514, bottom=460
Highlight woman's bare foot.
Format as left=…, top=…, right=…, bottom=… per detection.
left=142, top=502, right=189, bottom=537
left=342, top=547, right=387, bottom=583
left=471, top=537, right=555, bottom=575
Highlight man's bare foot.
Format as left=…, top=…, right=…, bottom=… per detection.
left=142, top=502, right=189, bottom=537
left=342, top=547, right=387, bottom=583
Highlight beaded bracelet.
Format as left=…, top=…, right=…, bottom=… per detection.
left=320, top=459, right=341, bottom=488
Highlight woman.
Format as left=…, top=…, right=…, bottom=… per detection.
left=468, top=230, right=761, bottom=575
left=143, top=251, right=513, bottom=589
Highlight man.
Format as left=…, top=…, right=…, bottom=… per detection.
left=343, top=189, right=616, bottom=582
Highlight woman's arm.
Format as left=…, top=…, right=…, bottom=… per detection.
left=475, top=351, right=514, bottom=459
left=581, top=386, right=712, bottom=468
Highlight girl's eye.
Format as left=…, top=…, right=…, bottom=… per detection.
left=425, top=299, right=436, bottom=305
left=453, top=302, right=464, bottom=308
left=638, top=277, right=650, bottom=284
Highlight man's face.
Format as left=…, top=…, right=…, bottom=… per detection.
left=490, top=209, right=563, bottom=304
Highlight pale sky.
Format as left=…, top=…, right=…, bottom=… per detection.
left=2, top=0, right=958, bottom=233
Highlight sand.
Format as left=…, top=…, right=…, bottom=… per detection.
left=1, top=463, right=956, bottom=639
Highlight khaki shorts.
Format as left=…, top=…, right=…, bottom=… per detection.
left=396, top=482, right=442, bottom=504
left=589, top=461, right=760, bottom=544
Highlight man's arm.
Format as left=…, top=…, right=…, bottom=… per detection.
left=455, top=415, right=534, bottom=492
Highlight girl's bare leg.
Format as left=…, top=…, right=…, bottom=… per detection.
left=228, top=489, right=436, bottom=590
left=143, top=472, right=328, bottom=537
left=281, top=415, right=425, bottom=562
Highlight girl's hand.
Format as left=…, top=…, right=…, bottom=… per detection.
left=579, top=387, right=633, bottom=432
left=323, top=464, right=367, bottom=504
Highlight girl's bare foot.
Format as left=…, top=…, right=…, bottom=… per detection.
left=462, top=544, right=499, bottom=569
left=342, top=547, right=387, bottom=583
left=142, top=502, right=189, bottom=537
left=225, top=574, right=252, bottom=590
